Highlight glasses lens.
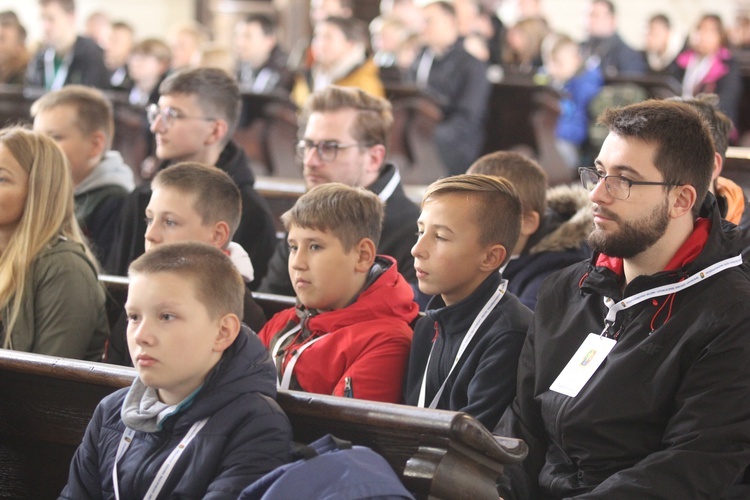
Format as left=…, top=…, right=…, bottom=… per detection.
left=606, top=177, right=629, bottom=200
left=318, top=143, right=337, bottom=162
left=296, top=141, right=307, bottom=159
left=579, top=168, right=597, bottom=191
left=146, top=104, right=159, bottom=125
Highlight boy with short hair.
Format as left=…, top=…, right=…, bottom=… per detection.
left=105, top=162, right=267, bottom=366
left=258, top=183, right=418, bottom=403
left=468, top=151, right=592, bottom=310
left=404, top=174, right=532, bottom=430
left=61, top=242, right=291, bottom=499
left=32, top=84, right=135, bottom=263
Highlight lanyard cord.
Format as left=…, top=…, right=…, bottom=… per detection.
left=417, top=280, right=508, bottom=408
left=113, top=417, right=209, bottom=500
left=600, top=255, right=743, bottom=336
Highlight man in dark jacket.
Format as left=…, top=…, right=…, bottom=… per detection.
left=258, top=85, right=419, bottom=295
left=105, top=68, right=277, bottom=287
left=579, top=0, right=646, bottom=77
left=26, top=0, right=108, bottom=89
left=495, top=100, right=750, bottom=499
left=234, top=13, right=293, bottom=94
left=409, top=1, right=490, bottom=176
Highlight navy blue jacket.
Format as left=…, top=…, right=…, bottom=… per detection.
left=60, top=327, right=292, bottom=499
left=404, top=272, right=531, bottom=430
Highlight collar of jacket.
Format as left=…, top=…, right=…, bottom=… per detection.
left=424, top=271, right=503, bottom=337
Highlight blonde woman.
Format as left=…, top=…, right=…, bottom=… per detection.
left=0, top=127, right=108, bottom=361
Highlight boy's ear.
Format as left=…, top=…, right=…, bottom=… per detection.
left=205, top=118, right=229, bottom=146
left=353, top=237, right=377, bottom=273
left=480, top=243, right=507, bottom=272
left=210, top=221, right=231, bottom=249
left=521, top=210, right=541, bottom=237
left=213, top=313, right=241, bottom=353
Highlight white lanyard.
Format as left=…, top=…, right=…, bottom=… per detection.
left=600, top=255, right=743, bottom=336
left=377, top=167, right=401, bottom=203
left=112, top=418, right=209, bottom=500
left=270, top=324, right=329, bottom=390
left=415, top=50, right=434, bottom=88
left=418, top=280, right=508, bottom=408
left=44, top=47, right=72, bottom=91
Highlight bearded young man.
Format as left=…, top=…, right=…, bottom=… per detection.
left=495, top=100, right=750, bottom=499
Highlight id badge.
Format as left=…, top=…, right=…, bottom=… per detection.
left=549, top=333, right=616, bottom=397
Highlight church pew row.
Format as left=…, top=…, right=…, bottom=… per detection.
left=0, top=349, right=527, bottom=500
left=725, top=147, right=750, bottom=199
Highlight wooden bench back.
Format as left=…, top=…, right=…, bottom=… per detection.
left=0, top=350, right=526, bottom=499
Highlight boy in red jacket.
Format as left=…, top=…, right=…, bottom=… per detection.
left=258, top=183, right=418, bottom=403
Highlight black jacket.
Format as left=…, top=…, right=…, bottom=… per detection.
left=105, top=141, right=277, bottom=287
left=580, top=33, right=647, bottom=77
left=495, top=197, right=750, bottom=499
left=26, top=36, right=109, bottom=89
left=61, top=327, right=291, bottom=499
left=504, top=185, right=592, bottom=310
left=404, top=272, right=531, bottom=430
left=259, top=163, right=419, bottom=295
left=410, top=40, right=490, bottom=175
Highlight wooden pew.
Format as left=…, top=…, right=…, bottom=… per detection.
left=0, top=349, right=527, bottom=500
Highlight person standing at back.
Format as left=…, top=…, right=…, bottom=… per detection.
left=26, top=0, right=108, bottom=89
left=409, top=1, right=491, bottom=175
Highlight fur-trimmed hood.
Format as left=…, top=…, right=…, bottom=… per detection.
left=527, top=184, right=592, bottom=255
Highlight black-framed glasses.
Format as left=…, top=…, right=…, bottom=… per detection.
left=146, top=103, right=216, bottom=129
left=296, top=140, right=363, bottom=162
left=578, top=167, right=684, bottom=200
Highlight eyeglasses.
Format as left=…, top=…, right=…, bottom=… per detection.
left=146, top=103, right=216, bottom=129
left=578, top=167, right=683, bottom=200
left=296, top=140, right=363, bottom=162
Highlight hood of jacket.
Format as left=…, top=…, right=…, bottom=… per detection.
left=122, top=325, right=277, bottom=432
left=294, top=255, right=418, bottom=334
left=227, top=241, right=255, bottom=283
left=525, top=184, right=593, bottom=255
left=74, top=150, right=135, bottom=195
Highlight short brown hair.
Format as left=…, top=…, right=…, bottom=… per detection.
left=599, top=100, right=714, bottom=215
left=468, top=151, right=548, bottom=216
left=132, top=38, right=172, bottom=65
left=153, top=162, right=242, bottom=241
left=129, top=241, right=244, bottom=319
left=281, top=182, right=384, bottom=251
left=422, top=174, right=522, bottom=265
left=159, top=67, right=242, bottom=142
left=31, top=85, right=114, bottom=149
left=669, top=93, right=732, bottom=160
left=299, top=85, right=393, bottom=151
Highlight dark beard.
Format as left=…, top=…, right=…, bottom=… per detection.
left=588, top=198, right=670, bottom=259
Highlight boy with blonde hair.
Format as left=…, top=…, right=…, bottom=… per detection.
left=468, top=151, right=592, bottom=310
left=32, top=84, right=135, bottom=263
left=258, top=183, right=418, bottom=403
left=105, top=162, right=266, bottom=366
left=404, top=174, right=532, bottom=430
left=62, top=242, right=291, bottom=498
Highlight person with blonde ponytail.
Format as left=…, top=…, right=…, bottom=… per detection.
left=0, top=127, right=108, bottom=360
